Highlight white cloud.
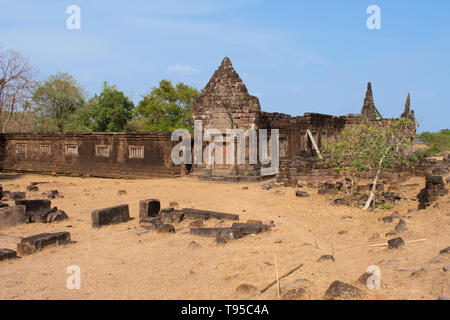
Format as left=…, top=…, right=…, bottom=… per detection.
left=166, top=64, right=202, bottom=74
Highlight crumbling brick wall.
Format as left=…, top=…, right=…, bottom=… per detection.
left=0, top=132, right=181, bottom=178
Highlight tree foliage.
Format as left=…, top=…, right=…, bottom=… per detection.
left=32, top=72, right=85, bottom=132
left=416, top=129, right=450, bottom=156
left=322, top=118, right=417, bottom=210
left=89, top=82, right=134, bottom=132
left=137, top=80, right=199, bottom=132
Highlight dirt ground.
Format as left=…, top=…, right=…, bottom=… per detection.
left=0, top=173, right=449, bottom=300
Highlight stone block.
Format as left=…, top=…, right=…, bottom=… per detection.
left=3, top=191, right=26, bottom=201
left=231, top=222, right=270, bottom=235
left=17, top=232, right=71, bottom=256
left=182, top=208, right=239, bottom=221
left=0, top=205, right=26, bottom=227
left=91, top=204, right=129, bottom=228
left=0, top=248, right=17, bottom=261
left=139, top=199, right=160, bottom=222
left=15, top=199, right=51, bottom=222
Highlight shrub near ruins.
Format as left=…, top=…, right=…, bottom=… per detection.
left=322, top=118, right=417, bottom=210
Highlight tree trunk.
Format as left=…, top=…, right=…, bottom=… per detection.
left=363, top=155, right=385, bottom=211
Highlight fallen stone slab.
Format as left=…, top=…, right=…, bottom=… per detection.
left=189, top=220, right=204, bottom=228
left=190, top=227, right=244, bottom=239
left=182, top=208, right=239, bottom=221
left=295, top=191, right=309, bottom=197
left=17, top=232, right=71, bottom=256
left=45, top=190, right=60, bottom=199
left=139, top=199, right=160, bottom=222
left=3, top=191, right=26, bottom=201
left=139, top=217, right=163, bottom=230
left=161, top=210, right=184, bottom=223
left=15, top=199, right=51, bottom=222
left=0, top=205, right=26, bottom=227
left=46, top=210, right=69, bottom=223
left=0, top=248, right=17, bottom=261
left=324, top=280, right=363, bottom=300
left=91, top=204, right=129, bottom=228
left=231, top=223, right=270, bottom=235
left=157, top=224, right=175, bottom=233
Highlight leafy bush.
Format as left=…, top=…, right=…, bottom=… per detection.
left=416, top=129, right=450, bottom=156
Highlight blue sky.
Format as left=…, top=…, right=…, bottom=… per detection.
left=1, top=0, right=449, bottom=132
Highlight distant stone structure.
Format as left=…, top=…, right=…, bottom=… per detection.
left=0, top=57, right=416, bottom=182
left=401, top=93, right=415, bottom=120
left=360, top=82, right=383, bottom=120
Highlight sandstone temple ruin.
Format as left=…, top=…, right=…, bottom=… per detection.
left=0, top=57, right=415, bottom=181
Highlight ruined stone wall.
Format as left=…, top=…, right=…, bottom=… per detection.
left=0, top=132, right=181, bottom=178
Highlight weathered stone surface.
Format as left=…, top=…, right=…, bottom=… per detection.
left=15, top=199, right=51, bottom=222
left=91, top=204, right=129, bottom=228
left=188, top=220, right=204, bottom=228
left=161, top=210, right=184, bottom=223
left=295, top=191, right=309, bottom=197
left=157, top=224, right=175, bottom=233
left=394, top=219, right=407, bottom=232
left=139, top=199, right=160, bottom=222
left=46, top=210, right=68, bottom=223
left=139, top=217, right=163, bottom=230
left=231, top=222, right=270, bottom=235
left=0, top=205, right=26, bottom=227
left=361, top=82, right=382, bottom=120
left=17, top=232, right=71, bottom=256
left=0, top=248, right=17, bottom=261
left=3, top=191, right=26, bottom=201
left=324, top=280, right=363, bottom=300
left=45, top=190, right=60, bottom=199
left=192, top=57, right=261, bottom=132
left=388, top=237, right=405, bottom=249
left=182, top=208, right=239, bottom=221
left=190, top=227, right=243, bottom=239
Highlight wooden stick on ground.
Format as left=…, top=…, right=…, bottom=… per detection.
left=368, top=238, right=427, bottom=247
left=260, top=263, right=304, bottom=295
left=274, top=253, right=281, bottom=299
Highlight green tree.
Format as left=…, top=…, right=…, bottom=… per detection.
left=322, top=118, right=417, bottom=210
left=90, top=82, right=134, bottom=132
left=137, top=80, right=199, bottom=132
left=416, top=129, right=450, bottom=156
left=33, top=72, right=85, bottom=132
left=65, top=98, right=96, bottom=132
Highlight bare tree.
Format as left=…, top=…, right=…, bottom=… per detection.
left=0, top=46, right=35, bottom=133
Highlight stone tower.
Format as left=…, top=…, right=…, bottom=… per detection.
left=191, top=57, right=261, bottom=131
left=400, top=92, right=415, bottom=120
left=361, top=82, right=382, bottom=120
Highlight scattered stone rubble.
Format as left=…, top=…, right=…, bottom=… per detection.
left=418, top=175, right=448, bottom=209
